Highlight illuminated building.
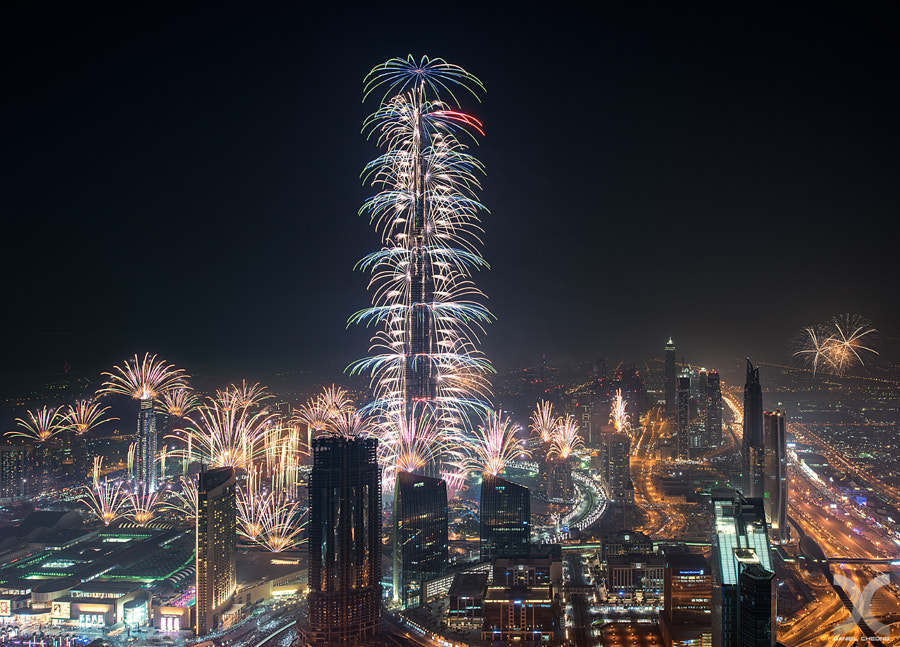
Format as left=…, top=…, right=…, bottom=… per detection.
left=136, top=399, right=158, bottom=491
left=665, top=338, right=677, bottom=415
left=763, top=410, right=788, bottom=543
left=601, top=433, right=631, bottom=500
left=306, top=436, right=381, bottom=646
left=394, top=471, right=448, bottom=609
left=482, top=555, right=558, bottom=644
left=196, top=466, right=236, bottom=636
left=0, top=444, right=27, bottom=501
left=480, top=474, right=530, bottom=561
left=661, top=553, right=712, bottom=647
left=543, top=457, right=572, bottom=501
left=741, top=360, right=764, bottom=499
left=711, top=492, right=774, bottom=647
left=677, top=375, right=691, bottom=460
left=707, top=371, right=723, bottom=447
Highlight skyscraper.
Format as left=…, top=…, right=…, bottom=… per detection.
left=480, top=474, right=530, bottom=561
left=601, top=433, right=631, bottom=499
left=394, top=470, right=448, bottom=609
left=707, top=371, right=723, bottom=447
left=698, top=369, right=709, bottom=448
left=711, top=492, right=774, bottom=647
left=196, top=466, right=236, bottom=636
left=741, top=360, right=764, bottom=498
left=661, top=553, right=712, bottom=647
left=306, top=436, right=381, bottom=646
left=665, top=338, right=677, bottom=415
left=763, top=410, right=788, bottom=543
left=136, top=399, right=158, bottom=491
left=677, top=375, right=691, bottom=460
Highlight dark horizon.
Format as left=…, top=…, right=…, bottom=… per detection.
left=2, top=3, right=898, bottom=395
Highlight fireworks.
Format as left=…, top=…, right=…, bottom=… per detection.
left=160, top=388, right=201, bottom=419
left=79, top=457, right=128, bottom=526
left=237, top=480, right=306, bottom=552
left=293, top=385, right=354, bottom=437
left=172, top=398, right=276, bottom=470
left=462, top=410, right=528, bottom=477
left=548, top=414, right=584, bottom=460
left=792, top=314, right=879, bottom=375
left=610, top=389, right=630, bottom=434
left=99, top=352, right=187, bottom=401
left=216, top=380, right=271, bottom=410
left=349, top=55, right=494, bottom=478
left=127, top=483, right=161, bottom=526
left=7, top=406, right=65, bottom=443
left=164, top=476, right=199, bottom=519
left=62, top=399, right=116, bottom=435
left=530, top=400, right=557, bottom=444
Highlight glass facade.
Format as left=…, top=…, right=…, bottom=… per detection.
left=480, top=474, right=530, bottom=561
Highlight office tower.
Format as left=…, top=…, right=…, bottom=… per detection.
left=306, top=436, right=381, bottom=646
left=711, top=492, right=774, bottom=647
left=196, top=466, right=237, bottom=636
left=698, top=370, right=709, bottom=447
left=480, top=474, right=530, bottom=561
left=742, top=360, right=764, bottom=498
left=661, top=553, right=713, bottom=647
left=0, top=444, right=28, bottom=501
left=665, top=338, right=677, bottom=415
left=394, top=471, right=448, bottom=609
left=739, top=564, right=775, bottom=647
left=602, top=433, right=631, bottom=499
left=136, top=399, right=158, bottom=491
left=677, top=375, right=691, bottom=460
left=763, top=410, right=788, bottom=543
left=707, top=371, right=723, bottom=446
left=543, top=457, right=573, bottom=501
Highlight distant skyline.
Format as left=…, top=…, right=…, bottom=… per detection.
left=2, top=3, right=898, bottom=388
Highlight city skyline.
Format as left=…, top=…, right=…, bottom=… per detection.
left=2, top=4, right=898, bottom=390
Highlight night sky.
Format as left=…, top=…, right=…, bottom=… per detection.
left=2, top=3, right=898, bottom=389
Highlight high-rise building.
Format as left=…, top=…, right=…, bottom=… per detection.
left=136, top=399, right=158, bottom=491
left=763, top=410, right=788, bottom=543
left=738, top=563, right=775, bottom=647
left=664, top=553, right=712, bottom=623
left=711, top=492, right=774, bottom=647
left=306, top=436, right=381, bottom=646
left=601, top=433, right=631, bottom=499
left=196, top=466, right=237, bottom=636
left=480, top=474, right=530, bottom=561
left=0, top=444, right=28, bottom=501
left=394, top=471, right=448, bottom=609
left=707, top=371, right=723, bottom=446
left=698, top=370, right=709, bottom=448
left=677, top=375, right=691, bottom=460
left=741, top=360, right=764, bottom=498
left=665, top=338, right=677, bottom=415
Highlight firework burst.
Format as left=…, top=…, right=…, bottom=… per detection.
left=7, top=406, right=66, bottom=443
left=127, top=483, right=161, bottom=526
left=99, top=353, right=187, bottom=401
left=461, top=410, right=528, bottom=477
left=172, top=399, right=275, bottom=470
left=530, top=400, right=557, bottom=444
left=62, top=400, right=116, bottom=435
left=160, top=388, right=201, bottom=419
left=163, top=476, right=198, bottom=519
left=610, top=390, right=630, bottom=434
left=216, top=380, right=271, bottom=410
left=792, top=314, right=879, bottom=375
left=548, top=414, right=584, bottom=460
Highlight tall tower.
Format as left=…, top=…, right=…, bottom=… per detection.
left=480, top=474, right=530, bottom=561
left=602, top=433, right=631, bottom=499
left=352, top=57, right=493, bottom=479
left=711, top=492, right=774, bottom=647
left=763, top=410, right=788, bottom=543
left=306, top=436, right=381, bottom=646
left=394, top=470, right=448, bottom=609
left=742, top=360, right=764, bottom=498
left=707, top=371, right=723, bottom=446
left=676, top=375, right=691, bottom=460
left=665, top=338, right=677, bottom=416
left=136, top=399, right=158, bottom=491
left=196, top=466, right=236, bottom=636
